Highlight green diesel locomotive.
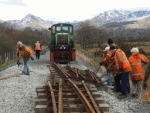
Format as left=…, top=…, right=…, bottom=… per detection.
left=48, top=23, right=76, bottom=62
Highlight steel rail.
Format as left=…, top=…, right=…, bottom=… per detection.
left=58, top=79, right=63, bottom=113
left=52, top=63, right=95, bottom=113
left=86, top=69, right=95, bottom=81
left=48, top=81, right=57, bottom=113
left=82, top=80, right=102, bottom=113
left=77, top=69, right=86, bottom=80
left=53, top=63, right=69, bottom=79
left=66, top=63, right=79, bottom=79
left=67, top=79, right=95, bottom=113
left=87, top=69, right=101, bottom=86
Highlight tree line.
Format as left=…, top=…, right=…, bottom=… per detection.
left=0, top=23, right=50, bottom=55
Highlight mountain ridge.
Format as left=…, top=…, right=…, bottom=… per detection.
left=1, top=9, right=150, bottom=31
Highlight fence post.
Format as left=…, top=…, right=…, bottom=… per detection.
left=14, top=52, right=15, bottom=59
left=9, top=52, right=10, bottom=61
left=5, top=53, right=6, bottom=63
left=0, top=55, right=1, bottom=65
left=13, top=52, right=14, bottom=59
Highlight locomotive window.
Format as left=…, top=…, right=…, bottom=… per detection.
left=69, top=26, right=72, bottom=33
left=52, top=26, right=55, bottom=33
left=62, top=26, right=68, bottom=31
left=56, top=26, right=61, bottom=31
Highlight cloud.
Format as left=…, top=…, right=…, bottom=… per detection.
left=0, top=0, right=27, bottom=6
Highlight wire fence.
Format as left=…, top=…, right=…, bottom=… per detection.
left=0, top=52, right=17, bottom=66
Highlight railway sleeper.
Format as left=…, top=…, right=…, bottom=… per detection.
left=34, top=105, right=49, bottom=113
left=37, top=93, right=89, bottom=99
left=35, top=105, right=87, bottom=113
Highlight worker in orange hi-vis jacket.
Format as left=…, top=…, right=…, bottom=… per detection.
left=110, top=45, right=132, bottom=99
left=17, top=41, right=34, bottom=75
left=103, top=47, right=110, bottom=69
left=129, top=47, right=148, bottom=99
left=99, top=38, right=119, bottom=87
left=34, top=41, right=42, bottom=60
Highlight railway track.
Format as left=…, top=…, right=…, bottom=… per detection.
left=34, top=62, right=110, bottom=113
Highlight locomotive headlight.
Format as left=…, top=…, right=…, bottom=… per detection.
left=64, top=47, right=66, bottom=49
left=60, top=47, right=62, bottom=49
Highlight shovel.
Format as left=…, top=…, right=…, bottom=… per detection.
left=99, top=61, right=115, bottom=79
left=100, top=71, right=122, bottom=84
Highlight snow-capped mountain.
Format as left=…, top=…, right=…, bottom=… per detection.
left=19, top=14, right=45, bottom=26
left=2, top=14, right=52, bottom=30
left=90, top=9, right=150, bottom=25
left=2, top=14, right=80, bottom=30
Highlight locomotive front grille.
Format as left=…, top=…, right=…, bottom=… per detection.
left=57, top=34, right=69, bottom=44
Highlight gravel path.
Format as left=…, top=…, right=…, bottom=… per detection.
left=0, top=50, right=50, bottom=113
left=0, top=49, right=150, bottom=113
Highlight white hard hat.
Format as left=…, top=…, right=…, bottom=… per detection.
left=130, top=47, right=139, bottom=53
left=17, top=41, right=22, bottom=45
left=37, top=41, right=39, bottom=43
left=104, top=47, right=110, bottom=51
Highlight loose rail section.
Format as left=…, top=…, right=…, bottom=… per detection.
left=34, top=63, right=110, bottom=113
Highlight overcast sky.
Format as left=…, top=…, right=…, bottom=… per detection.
left=0, top=0, right=150, bottom=22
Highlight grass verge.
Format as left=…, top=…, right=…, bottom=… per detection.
left=0, top=58, right=19, bottom=69
left=75, top=44, right=106, bottom=73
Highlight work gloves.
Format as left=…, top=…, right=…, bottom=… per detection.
left=99, top=62, right=104, bottom=66
left=17, top=61, right=21, bottom=67
left=142, top=82, right=148, bottom=90
left=31, top=57, right=34, bottom=60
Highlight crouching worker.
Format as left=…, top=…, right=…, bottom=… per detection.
left=17, top=41, right=34, bottom=75
left=129, top=47, right=148, bottom=99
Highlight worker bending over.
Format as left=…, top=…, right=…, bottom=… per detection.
left=34, top=41, right=42, bottom=60
left=129, top=47, right=148, bottom=99
left=110, top=45, right=132, bottom=99
left=17, top=41, right=34, bottom=75
left=102, top=46, right=114, bottom=86
left=100, top=38, right=119, bottom=87
left=103, top=47, right=109, bottom=71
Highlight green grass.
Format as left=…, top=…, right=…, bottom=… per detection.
left=0, top=57, right=22, bottom=69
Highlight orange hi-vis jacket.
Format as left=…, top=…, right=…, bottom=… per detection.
left=108, top=54, right=116, bottom=71
left=17, top=44, right=33, bottom=58
left=103, top=50, right=112, bottom=63
left=109, top=43, right=116, bottom=47
left=114, top=49, right=131, bottom=72
left=103, top=50, right=116, bottom=71
left=129, top=52, right=148, bottom=81
left=103, top=43, right=116, bottom=63
left=103, top=52, right=105, bottom=58
left=34, top=43, right=41, bottom=50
